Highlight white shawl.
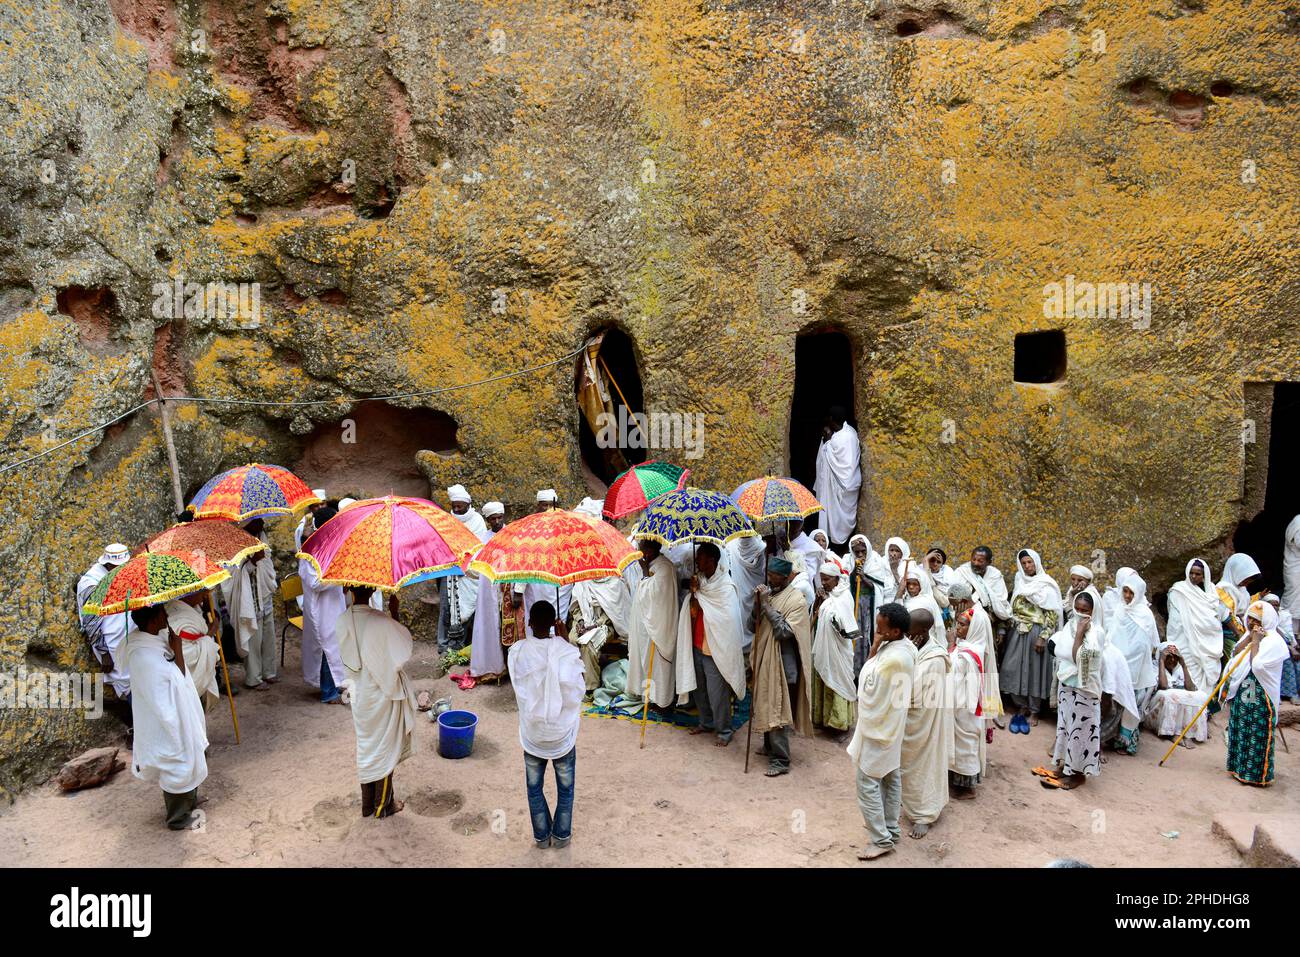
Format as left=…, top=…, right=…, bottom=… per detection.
left=1011, top=548, right=1062, bottom=614
left=123, top=628, right=209, bottom=794
left=1167, top=558, right=1226, bottom=689
left=299, top=557, right=346, bottom=687
left=813, top=421, right=862, bottom=543
left=885, top=536, right=911, bottom=595
left=164, top=599, right=219, bottom=707
left=811, top=571, right=858, bottom=701
left=1226, top=602, right=1288, bottom=710
left=726, top=535, right=767, bottom=648
left=1101, top=641, right=1140, bottom=727
left=1109, top=572, right=1159, bottom=690
left=572, top=575, right=633, bottom=639
left=901, top=563, right=946, bottom=648
left=955, top=561, right=1011, bottom=620
left=220, top=562, right=257, bottom=655
left=847, top=637, right=916, bottom=778
left=627, top=554, right=681, bottom=707
left=508, top=636, right=586, bottom=759
left=1282, top=515, right=1300, bottom=620
left=674, top=566, right=747, bottom=699
left=900, top=637, right=952, bottom=826
left=337, top=606, right=417, bottom=784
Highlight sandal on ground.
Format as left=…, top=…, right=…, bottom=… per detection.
left=1030, top=765, right=1059, bottom=779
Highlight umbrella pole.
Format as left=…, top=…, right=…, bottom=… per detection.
left=639, top=650, right=656, bottom=750
left=206, top=599, right=241, bottom=745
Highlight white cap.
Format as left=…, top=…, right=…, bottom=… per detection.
left=339, top=498, right=358, bottom=510
left=311, top=488, right=327, bottom=499
left=447, top=484, right=471, bottom=504
left=536, top=488, right=558, bottom=503
left=482, top=501, right=504, bottom=517
left=820, top=559, right=845, bottom=578
left=100, top=543, right=130, bottom=566
left=574, top=496, right=604, bottom=519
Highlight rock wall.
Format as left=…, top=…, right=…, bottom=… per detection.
left=1, top=0, right=1297, bottom=793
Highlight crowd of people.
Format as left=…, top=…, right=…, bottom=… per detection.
left=73, top=428, right=1300, bottom=859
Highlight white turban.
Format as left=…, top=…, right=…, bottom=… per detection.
left=338, top=498, right=358, bottom=510
left=536, top=488, right=558, bottom=503
left=819, top=559, right=845, bottom=578
left=100, top=543, right=129, bottom=566
left=311, top=488, right=327, bottom=499
left=1069, top=564, right=1094, bottom=580
left=574, top=497, right=604, bottom=519
left=482, top=501, right=504, bottom=518
left=447, top=484, right=471, bottom=504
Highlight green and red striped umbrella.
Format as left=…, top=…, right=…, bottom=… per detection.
left=82, top=550, right=231, bottom=616
left=730, top=476, right=822, bottom=522
left=602, top=461, right=690, bottom=520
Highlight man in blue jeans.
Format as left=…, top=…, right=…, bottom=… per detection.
left=507, top=600, right=585, bottom=848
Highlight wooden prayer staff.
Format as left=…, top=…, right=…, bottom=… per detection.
left=638, top=652, right=655, bottom=750
left=205, top=597, right=241, bottom=745
left=1158, top=647, right=1247, bottom=766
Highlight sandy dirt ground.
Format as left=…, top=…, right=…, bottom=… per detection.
left=1, top=638, right=1294, bottom=868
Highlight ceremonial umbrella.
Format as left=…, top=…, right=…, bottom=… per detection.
left=143, top=519, right=267, bottom=567
left=470, top=510, right=641, bottom=586
left=730, top=476, right=822, bottom=523
left=82, top=550, right=231, bottom=616
left=297, top=496, right=484, bottom=593
left=188, top=463, right=321, bottom=522
left=602, top=461, right=690, bottom=520
left=633, top=487, right=758, bottom=547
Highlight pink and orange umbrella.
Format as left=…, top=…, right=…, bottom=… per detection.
left=297, top=496, right=484, bottom=593
left=470, top=510, right=641, bottom=586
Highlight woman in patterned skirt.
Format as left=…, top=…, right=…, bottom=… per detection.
left=1223, top=601, right=1289, bottom=786
left=1040, top=592, right=1104, bottom=790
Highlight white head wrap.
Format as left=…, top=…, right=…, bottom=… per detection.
left=1069, top=564, right=1094, bottom=580
left=338, top=497, right=358, bottom=510
left=447, top=484, right=471, bottom=504
left=482, top=501, right=504, bottom=518
left=536, top=488, right=558, bottom=503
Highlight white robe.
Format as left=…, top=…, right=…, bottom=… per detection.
left=508, top=636, right=585, bottom=759
left=900, top=637, right=952, bottom=825
left=901, top=562, right=946, bottom=648
left=786, top=548, right=816, bottom=612
left=726, top=535, right=767, bottom=649
left=572, top=575, right=633, bottom=640
left=1109, top=576, right=1159, bottom=691
left=123, top=629, right=208, bottom=794
left=337, top=606, right=417, bottom=783
left=78, top=564, right=130, bottom=696
left=220, top=562, right=257, bottom=655
left=523, top=583, right=571, bottom=638
left=949, top=639, right=986, bottom=777
left=1166, top=560, right=1226, bottom=690
left=626, top=555, right=680, bottom=707
left=847, top=637, right=916, bottom=778
left=955, top=561, right=1011, bottom=621
left=674, top=566, right=747, bottom=699
left=1283, top=515, right=1300, bottom=623
left=813, top=421, right=862, bottom=543
left=1226, top=624, right=1287, bottom=711
left=1101, top=641, right=1140, bottom=730
left=299, top=557, right=346, bottom=687
left=164, top=600, right=220, bottom=709
left=812, top=575, right=859, bottom=702
left=470, top=574, right=505, bottom=677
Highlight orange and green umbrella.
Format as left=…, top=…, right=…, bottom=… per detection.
left=188, top=463, right=320, bottom=521
left=470, top=510, right=641, bottom=586
left=602, top=461, right=690, bottom=520
left=297, top=496, right=484, bottom=593
left=143, top=519, right=267, bottom=568
left=730, top=476, right=822, bottom=523
left=82, top=550, right=231, bottom=616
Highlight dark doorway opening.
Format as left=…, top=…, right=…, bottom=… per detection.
left=789, top=329, right=856, bottom=509
left=1233, top=382, right=1300, bottom=592
left=577, top=327, right=646, bottom=488
left=1014, top=329, right=1067, bottom=384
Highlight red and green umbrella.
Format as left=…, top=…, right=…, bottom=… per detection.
left=602, top=461, right=690, bottom=520
left=82, top=550, right=231, bottom=616
left=730, top=476, right=822, bottom=523
left=188, top=463, right=320, bottom=522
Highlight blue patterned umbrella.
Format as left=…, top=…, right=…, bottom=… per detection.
left=633, top=487, right=758, bottom=547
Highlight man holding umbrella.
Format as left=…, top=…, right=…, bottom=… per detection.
left=750, top=556, right=813, bottom=776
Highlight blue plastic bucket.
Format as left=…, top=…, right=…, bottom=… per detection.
left=437, top=710, right=478, bottom=759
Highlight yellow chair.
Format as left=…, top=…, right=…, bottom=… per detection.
left=279, top=574, right=305, bottom=667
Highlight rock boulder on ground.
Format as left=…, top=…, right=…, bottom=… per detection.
left=55, top=747, right=125, bottom=792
